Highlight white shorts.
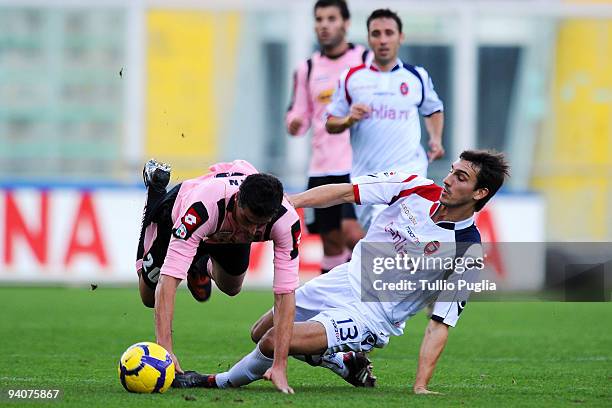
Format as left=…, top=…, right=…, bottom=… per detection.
left=295, top=263, right=389, bottom=354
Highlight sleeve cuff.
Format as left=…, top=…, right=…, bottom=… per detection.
left=423, top=109, right=443, bottom=118
left=352, top=184, right=361, bottom=205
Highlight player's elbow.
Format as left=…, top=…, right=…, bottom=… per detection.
left=325, top=119, right=340, bottom=134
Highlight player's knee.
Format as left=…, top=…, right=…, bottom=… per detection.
left=141, top=295, right=155, bottom=308
left=343, top=225, right=363, bottom=249
left=250, top=321, right=266, bottom=343
left=250, top=323, right=261, bottom=343
left=138, top=270, right=156, bottom=308
left=258, top=329, right=275, bottom=358
left=218, top=284, right=242, bottom=297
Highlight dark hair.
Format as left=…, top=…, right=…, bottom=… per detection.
left=314, top=0, right=350, bottom=20
left=460, top=150, right=510, bottom=212
left=238, top=173, right=284, bottom=218
left=367, top=8, right=402, bottom=33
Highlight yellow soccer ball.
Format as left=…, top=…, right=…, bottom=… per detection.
left=118, top=342, right=175, bottom=393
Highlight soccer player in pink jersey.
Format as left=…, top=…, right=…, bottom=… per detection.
left=286, top=0, right=366, bottom=273
left=136, top=159, right=301, bottom=393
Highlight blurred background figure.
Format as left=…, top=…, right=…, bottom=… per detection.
left=0, top=0, right=611, bottom=290
left=286, top=0, right=366, bottom=274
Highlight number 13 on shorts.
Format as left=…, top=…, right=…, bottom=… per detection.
left=337, top=318, right=358, bottom=341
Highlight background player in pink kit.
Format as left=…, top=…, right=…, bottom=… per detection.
left=136, top=160, right=301, bottom=393
left=286, top=0, right=366, bottom=273
left=326, top=9, right=446, bottom=230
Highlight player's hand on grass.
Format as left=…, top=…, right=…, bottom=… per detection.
left=170, top=352, right=184, bottom=374
left=263, top=366, right=294, bottom=394
left=348, top=103, right=370, bottom=125
left=413, top=385, right=442, bottom=395
left=427, top=139, right=445, bottom=162
left=288, top=118, right=304, bottom=135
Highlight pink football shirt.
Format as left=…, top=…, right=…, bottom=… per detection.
left=286, top=44, right=368, bottom=177
left=137, top=160, right=301, bottom=294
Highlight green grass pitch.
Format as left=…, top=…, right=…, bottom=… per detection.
left=0, top=287, right=610, bottom=407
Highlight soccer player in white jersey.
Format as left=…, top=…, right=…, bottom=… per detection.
left=172, top=150, right=509, bottom=394
left=326, top=8, right=445, bottom=230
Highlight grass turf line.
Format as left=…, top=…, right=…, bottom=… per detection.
left=0, top=287, right=610, bottom=407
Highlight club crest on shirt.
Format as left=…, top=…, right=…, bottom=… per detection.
left=400, top=82, right=409, bottom=96
left=424, top=240, right=441, bottom=255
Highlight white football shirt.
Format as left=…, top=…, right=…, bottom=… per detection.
left=346, top=171, right=482, bottom=337
left=326, top=58, right=444, bottom=178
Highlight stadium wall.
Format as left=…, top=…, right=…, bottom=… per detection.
left=0, top=188, right=544, bottom=290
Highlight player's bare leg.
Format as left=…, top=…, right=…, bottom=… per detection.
left=137, top=269, right=155, bottom=308
left=341, top=218, right=364, bottom=250
left=173, top=320, right=375, bottom=390
left=136, top=159, right=171, bottom=306
left=208, top=258, right=246, bottom=297
left=250, top=309, right=274, bottom=343
left=320, top=229, right=349, bottom=274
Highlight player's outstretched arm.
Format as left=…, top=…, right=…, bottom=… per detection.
left=289, top=183, right=355, bottom=209
left=413, top=319, right=449, bottom=394
left=264, top=291, right=296, bottom=394
left=155, top=274, right=184, bottom=374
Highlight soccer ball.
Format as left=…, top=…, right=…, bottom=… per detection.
left=118, top=342, right=175, bottom=393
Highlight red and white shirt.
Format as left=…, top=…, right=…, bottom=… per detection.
left=347, top=171, right=482, bottom=336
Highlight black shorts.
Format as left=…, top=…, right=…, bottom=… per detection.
left=305, top=174, right=357, bottom=234
left=137, top=184, right=251, bottom=289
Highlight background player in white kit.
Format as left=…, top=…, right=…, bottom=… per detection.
left=286, top=0, right=366, bottom=273
left=174, top=150, right=509, bottom=394
left=326, top=9, right=445, bottom=230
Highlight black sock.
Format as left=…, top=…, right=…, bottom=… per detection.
left=137, top=187, right=166, bottom=261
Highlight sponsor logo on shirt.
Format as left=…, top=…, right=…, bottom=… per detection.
left=317, top=88, right=334, bottom=105
left=384, top=221, right=409, bottom=254
left=400, top=203, right=418, bottom=226
left=352, top=84, right=377, bottom=91
left=404, top=225, right=421, bottom=245
left=172, top=202, right=209, bottom=240
left=365, top=104, right=411, bottom=121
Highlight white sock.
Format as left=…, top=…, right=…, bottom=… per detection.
left=215, top=344, right=273, bottom=388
